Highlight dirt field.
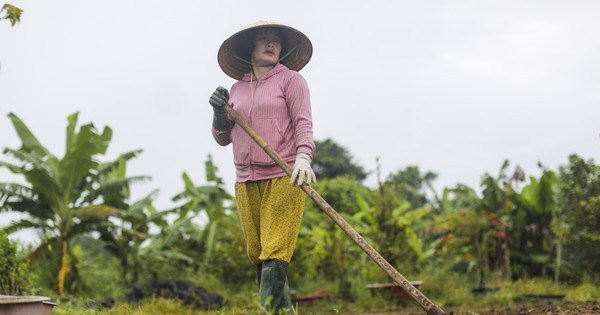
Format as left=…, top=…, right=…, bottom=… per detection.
left=449, top=301, right=600, bottom=315
left=343, top=301, right=600, bottom=314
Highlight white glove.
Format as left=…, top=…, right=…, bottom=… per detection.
left=290, top=153, right=316, bottom=185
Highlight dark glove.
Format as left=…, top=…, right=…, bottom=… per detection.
left=209, top=86, right=229, bottom=113
left=209, top=86, right=233, bottom=131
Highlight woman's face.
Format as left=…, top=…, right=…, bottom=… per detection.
left=251, top=28, right=282, bottom=66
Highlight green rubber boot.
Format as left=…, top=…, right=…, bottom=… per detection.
left=259, top=259, right=292, bottom=314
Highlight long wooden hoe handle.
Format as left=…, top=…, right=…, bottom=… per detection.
left=224, top=104, right=445, bottom=315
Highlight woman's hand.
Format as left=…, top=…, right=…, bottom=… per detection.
left=290, top=153, right=316, bottom=185
left=209, top=86, right=230, bottom=112
left=209, top=86, right=233, bottom=131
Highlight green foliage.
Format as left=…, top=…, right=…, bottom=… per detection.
left=97, top=189, right=169, bottom=286
left=293, top=174, right=437, bottom=301
left=305, top=176, right=373, bottom=215
left=0, top=112, right=149, bottom=295
left=3, top=111, right=599, bottom=312
left=419, top=266, right=476, bottom=307
left=162, top=156, right=252, bottom=283
left=558, top=154, right=600, bottom=283
left=384, top=165, right=437, bottom=209
left=312, top=138, right=368, bottom=181
left=432, top=208, right=483, bottom=269
left=370, top=168, right=437, bottom=274
left=70, top=235, right=125, bottom=299
left=511, top=169, right=561, bottom=280
left=293, top=176, right=375, bottom=299
left=26, top=237, right=62, bottom=294
left=53, top=298, right=208, bottom=315
left=510, top=277, right=565, bottom=295
left=0, top=229, right=29, bottom=295
left=566, top=282, right=600, bottom=302
left=0, top=3, right=22, bottom=26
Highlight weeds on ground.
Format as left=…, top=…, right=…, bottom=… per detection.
left=49, top=276, right=600, bottom=314
left=565, top=282, right=600, bottom=302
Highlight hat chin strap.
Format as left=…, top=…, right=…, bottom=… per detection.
left=232, top=46, right=297, bottom=68
left=278, top=46, right=296, bottom=62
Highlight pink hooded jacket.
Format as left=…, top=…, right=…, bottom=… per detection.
left=212, top=63, right=315, bottom=182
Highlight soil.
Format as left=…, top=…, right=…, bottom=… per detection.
left=337, top=301, right=600, bottom=315
left=446, top=301, right=600, bottom=315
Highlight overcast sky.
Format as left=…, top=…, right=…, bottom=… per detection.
left=1, top=1, right=599, bottom=243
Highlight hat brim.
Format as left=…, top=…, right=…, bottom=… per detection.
left=217, top=21, right=313, bottom=80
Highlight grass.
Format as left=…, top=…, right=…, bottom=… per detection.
left=46, top=277, right=599, bottom=314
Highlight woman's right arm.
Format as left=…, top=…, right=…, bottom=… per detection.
left=212, top=127, right=232, bottom=146
left=209, top=86, right=234, bottom=146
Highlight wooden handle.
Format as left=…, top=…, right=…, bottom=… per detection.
left=224, top=104, right=445, bottom=314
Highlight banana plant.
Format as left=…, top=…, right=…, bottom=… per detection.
left=0, top=112, right=147, bottom=295
left=168, top=156, right=233, bottom=266
left=96, top=189, right=178, bottom=285
left=516, top=169, right=563, bottom=281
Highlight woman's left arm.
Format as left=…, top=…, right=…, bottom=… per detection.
left=286, top=73, right=316, bottom=185
left=285, top=73, right=315, bottom=156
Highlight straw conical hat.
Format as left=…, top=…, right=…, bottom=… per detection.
left=217, top=21, right=313, bottom=80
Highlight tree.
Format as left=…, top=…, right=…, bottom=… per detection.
left=0, top=229, right=29, bottom=295
left=1, top=3, right=22, bottom=72
left=0, top=112, right=148, bottom=295
left=511, top=168, right=559, bottom=279
left=384, top=165, right=438, bottom=209
left=312, top=138, right=368, bottom=181
left=0, top=4, right=22, bottom=27
left=434, top=161, right=515, bottom=288
left=479, top=160, right=515, bottom=281
left=558, top=154, right=600, bottom=283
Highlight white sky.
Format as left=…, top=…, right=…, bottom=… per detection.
left=1, top=1, right=599, bottom=243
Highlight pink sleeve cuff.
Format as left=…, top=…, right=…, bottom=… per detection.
left=297, top=145, right=313, bottom=157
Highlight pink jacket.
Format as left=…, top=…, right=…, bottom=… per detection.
left=212, top=63, right=315, bottom=182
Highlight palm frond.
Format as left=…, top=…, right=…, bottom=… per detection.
left=1, top=149, right=62, bottom=204
left=2, top=218, right=50, bottom=234
left=0, top=182, right=38, bottom=213
left=140, top=248, right=194, bottom=264
left=81, top=176, right=152, bottom=206
left=103, top=175, right=151, bottom=187
left=0, top=160, right=24, bottom=174
left=76, top=205, right=120, bottom=218
left=131, top=189, right=159, bottom=208
left=65, top=112, right=79, bottom=150
left=0, top=182, right=35, bottom=201
left=71, top=216, right=116, bottom=236
left=3, top=148, right=56, bottom=177
left=97, top=149, right=144, bottom=174
left=7, top=113, right=52, bottom=159
left=59, top=123, right=112, bottom=200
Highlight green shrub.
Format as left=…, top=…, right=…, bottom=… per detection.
left=566, top=282, right=600, bottom=302
left=0, top=229, right=30, bottom=295
left=418, top=266, right=475, bottom=307
left=510, top=278, right=566, bottom=295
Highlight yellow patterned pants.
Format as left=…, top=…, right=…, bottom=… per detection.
left=235, top=176, right=305, bottom=264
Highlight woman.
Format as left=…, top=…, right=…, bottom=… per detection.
left=208, top=21, right=316, bottom=313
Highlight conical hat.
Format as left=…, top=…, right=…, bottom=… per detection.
left=217, top=21, right=313, bottom=80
